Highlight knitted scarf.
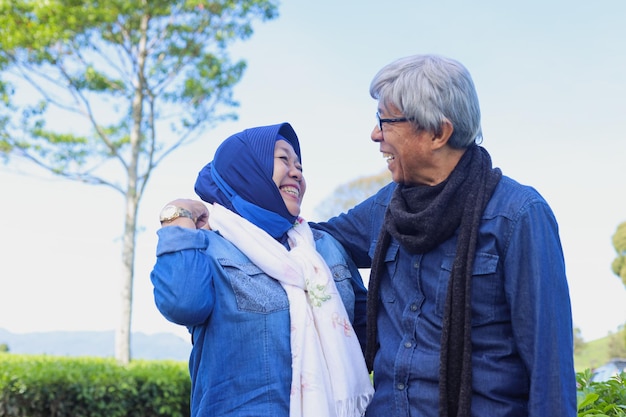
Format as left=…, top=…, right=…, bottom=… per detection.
left=365, top=145, right=501, bottom=417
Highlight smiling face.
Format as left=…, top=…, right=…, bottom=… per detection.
left=371, top=103, right=464, bottom=186
left=371, top=104, right=438, bottom=186
left=272, top=139, right=306, bottom=216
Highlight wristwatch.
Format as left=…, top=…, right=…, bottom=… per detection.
left=159, top=205, right=194, bottom=224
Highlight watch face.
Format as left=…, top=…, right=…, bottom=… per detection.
left=161, top=205, right=178, bottom=220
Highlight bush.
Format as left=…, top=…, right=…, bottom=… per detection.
left=0, top=354, right=190, bottom=417
left=5, top=355, right=623, bottom=417
left=577, top=369, right=626, bottom=416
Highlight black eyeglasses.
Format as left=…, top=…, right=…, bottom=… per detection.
left=376, top=112, right=408, bottom=130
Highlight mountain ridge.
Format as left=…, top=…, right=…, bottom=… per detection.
left=0, top=328, right=191, bottom=361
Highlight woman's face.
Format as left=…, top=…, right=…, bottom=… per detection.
left=272, top=139, right=306, bottom=216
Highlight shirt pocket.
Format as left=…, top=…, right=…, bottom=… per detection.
left=218, top=258, right=289, bottom=314
left=436, top=252, right=500, bottom=326
left=368, top=240, right=400, bottom=303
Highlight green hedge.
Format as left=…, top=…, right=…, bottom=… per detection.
left=577, top=369, right=626, bottom=416
left=0, top=354, right=190, bottom=417
left=2, top=354, right=625, bottom=416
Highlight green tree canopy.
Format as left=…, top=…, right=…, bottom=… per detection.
left=0, top=0, right=277, bottom=181
left=611, top=221, right=626, bottom=287
left=0, top=0, right=278, bottom=364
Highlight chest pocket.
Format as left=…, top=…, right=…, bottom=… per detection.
left=436, top=252, right=500, bottom=326
left=218, top=258, right=289, bottom=314
left=368, top=240, right=400, bottom=304
left=368, top=239, right=400, bottom=275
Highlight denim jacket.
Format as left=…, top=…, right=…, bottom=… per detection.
left=317, top=177, right=577, bottom=417
left=150, top=225, right=367, bottom=417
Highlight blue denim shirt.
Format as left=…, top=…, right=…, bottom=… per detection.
left=317, top=177, right=577, bottom=417
left=150, top=226, right=367, bottom=417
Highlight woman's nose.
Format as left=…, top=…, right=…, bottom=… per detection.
left=290, top=165, right=303, bottom=181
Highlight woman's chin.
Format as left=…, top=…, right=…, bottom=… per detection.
left=285, top=202, right=302, bottom=218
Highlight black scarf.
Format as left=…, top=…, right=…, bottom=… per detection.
left=366, top=145, right=502, bottom=417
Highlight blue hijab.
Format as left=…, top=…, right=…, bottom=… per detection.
left=194, top=122, right=302, bottom=239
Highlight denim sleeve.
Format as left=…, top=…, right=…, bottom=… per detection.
left=503, top=199, right=577, bottom=416
left=350, top=265, right=368, bottom=353
left=150, top=226, right=216, bottom=327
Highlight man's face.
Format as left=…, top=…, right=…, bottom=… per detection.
left=371, top=104, right=438, bottom=186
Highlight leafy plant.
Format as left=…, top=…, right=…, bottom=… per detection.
left=577, top=369, right=626, bottom=416
left=0, top=354, right=190, bottom=417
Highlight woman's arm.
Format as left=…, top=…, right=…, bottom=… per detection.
left=150, top=226, right=215, bottom=327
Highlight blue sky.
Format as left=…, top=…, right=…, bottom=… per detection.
left=1, top=0, right=625, bottom=344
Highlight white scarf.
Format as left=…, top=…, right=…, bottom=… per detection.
left=208, top=203, right=373, bottom=417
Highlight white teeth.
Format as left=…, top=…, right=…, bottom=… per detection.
left=281, top=186, right=299, bottom=197
left=383, top=153, right=394, bottom=162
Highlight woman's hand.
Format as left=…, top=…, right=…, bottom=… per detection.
left=160, top=198, right=210, bottom=230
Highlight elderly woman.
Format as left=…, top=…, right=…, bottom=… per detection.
left=150, top=122, right=373, bottom=417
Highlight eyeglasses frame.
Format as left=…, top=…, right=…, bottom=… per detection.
left=376, top=112, right=409, bottom=130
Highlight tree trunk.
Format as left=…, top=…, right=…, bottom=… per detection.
left=115, top=197, right=138, bottom=365
left=115, top=9, right=149, bottom=365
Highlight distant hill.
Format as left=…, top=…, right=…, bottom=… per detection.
left=0, top=328, right=191, bottom=362
left=0, top=327, right=613, bottom=370
left=575, top=334, right=613, bottom=372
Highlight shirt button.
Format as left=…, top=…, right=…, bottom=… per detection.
left=396, top=383, right=405, bottom=390
left=404, top=341, right=412, bottom=348
left=410, top=304, right=418, bottom=311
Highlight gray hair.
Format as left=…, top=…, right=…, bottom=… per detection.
left=370, top=54, right=482, bottom=148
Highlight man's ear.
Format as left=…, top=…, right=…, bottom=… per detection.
left=432, top=120, right=454, bottom=150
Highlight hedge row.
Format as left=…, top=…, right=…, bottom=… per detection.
left=0, top=354, right=190, bottom=417
left=577, top=369, right=626, bottom=416
left=2, top=354, right=625, bottom=416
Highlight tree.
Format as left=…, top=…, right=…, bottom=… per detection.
left=611, top=221, right=626, bottom=288
left=574, top=326, right=586, bottom=355
left=0, top=0, right=278, bottom=365
left=607, top=324, right=626, bottom=359
left=315, top=169, right=392, bottom=220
